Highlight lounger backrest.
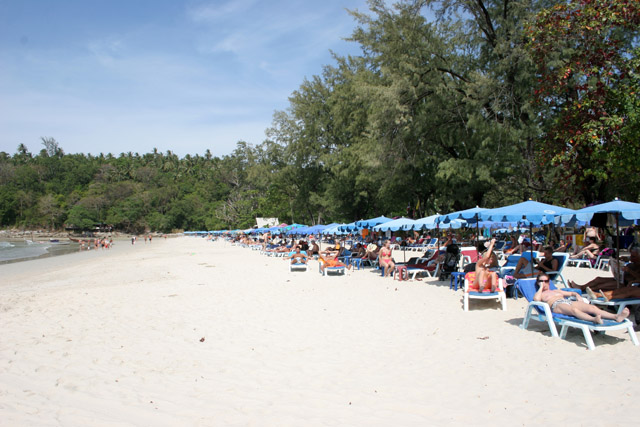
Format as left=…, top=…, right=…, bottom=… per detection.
left=460, top=247, right=479, bottom=263
left=552, top=253, right=569, bottom=272
left=516, top=278, right=559, bottom=315
left=503, top=254, right=521, bottom=268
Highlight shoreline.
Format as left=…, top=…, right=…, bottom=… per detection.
left=1, top=237, right=639, bottom=425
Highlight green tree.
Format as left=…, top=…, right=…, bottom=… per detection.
left=528, top=0, right=640, bottom=203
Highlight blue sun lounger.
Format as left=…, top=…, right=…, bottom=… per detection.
left=516, top=278, right=639, bottom=350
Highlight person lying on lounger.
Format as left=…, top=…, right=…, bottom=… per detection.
left=318, top=253, right=348, bottom=273
left=534, top=274, right=629, bottom=324
left=568, top=247, right=640, bottom=293
left=284, top=247, right=308, bottom=264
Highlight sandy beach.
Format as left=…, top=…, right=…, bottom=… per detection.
left=2, top=237, right=640, bottom=426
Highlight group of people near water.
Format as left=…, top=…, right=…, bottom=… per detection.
left=79, top=237, right=113, bottom=251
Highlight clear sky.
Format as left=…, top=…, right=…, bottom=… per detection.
left=0, top=0, right=368, bottom=157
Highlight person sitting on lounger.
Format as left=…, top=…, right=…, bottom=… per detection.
left=379, top=240, right=395, bottom=277
left=284, top=247, right=308, bottom=265
left=534, top=246, right=559, bottom=276
left=568, top=247, right=640, bottom=293
left=364, top=243, right=379, bottom=261
left=308, top=240, right=320, bottom=256
left=350, top=243, right=366, bottom=258
left=534, top=274, right=629, bottom=324
left=512, top=254, right=536, bottom=279
left=553, top=239, right=569, bottom=253
left=471, top=238, right=499, bottom=292
left=570, top=236, right=600, bottom=259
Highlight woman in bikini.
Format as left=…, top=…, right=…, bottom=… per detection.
left=534, top=274, right=629, bottom=324
left=571, top=237, right=600, bottom=259
left=471, top=238, right=499, bottom=292
left=379, top=240, right=395, bottom=277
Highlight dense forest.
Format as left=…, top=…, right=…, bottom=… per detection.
left=1, top=0, right=639, bottom=233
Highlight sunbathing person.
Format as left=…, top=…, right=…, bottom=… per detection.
left=284, top=247, right=308, bottom=265
left=378, top=240, right=395, bottom=277
left=553, top=239, right=569, bottom=253
left=308, top=240, right=320, bottom=256
left=570, top=237, right=600, bottom=259
left=318, top=253, right=348, bottom=273
left=511, top=254, right=537, bottom=279
left=350, top=243, right=366, bottom=258
left=534, top=274, right=629, bottom=324
left=568, top=247, right=640, bottom=293
left=471, top=239, right=499, bottom=292
left=534, top=246, right=559, bottom=276
left=364, top=243, right=379, bottom=261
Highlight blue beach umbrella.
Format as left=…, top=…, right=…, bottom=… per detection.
left=558, top=198, right=640, bottom=224
left=304, top=224, right=329, bottom=236
left=372, top=217, right=417, bottom=232
left=338, top=221, right=358, bottom=232
left=437, top=206, right=487, bottom=246
left=355, top=215, right=393, bottom=229
left=322, top=224, right=347, bottom=235
left=558, top=198, right=640, bottom=284
left=411, top=214, right=440, bottom=230
left=481, top=200, right=576, bottom=275
left=480, top=200, right=574, bottom=224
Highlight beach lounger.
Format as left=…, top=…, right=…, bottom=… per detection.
left=547, top=252, right=570, bottom=287
left=289, top=262, right=308, bottom=272
left=463, top=272, right=506, bottom=312
left=460, top=247, right=479, bottom=270
left=589, top=297, right=640, bottom=315
left=318, top=260, right=346, bottom=276
left=516, top=278, right=639, bottom=351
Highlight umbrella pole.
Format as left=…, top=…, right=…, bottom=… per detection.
left=476, top=213, right=480, bottom=248
left=529, top=222, right=535, bottom=277
left=616, top=212, right=621, bottom=288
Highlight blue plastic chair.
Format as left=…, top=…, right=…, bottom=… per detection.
left=516, top=278, right=638, bottom=350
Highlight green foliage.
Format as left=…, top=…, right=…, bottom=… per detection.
left=528, top=0, right=640, bottom=203
left=1, top=0, right=637, bottom=232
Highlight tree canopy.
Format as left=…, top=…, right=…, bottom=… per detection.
left=1, top=0, right=638, bottom=232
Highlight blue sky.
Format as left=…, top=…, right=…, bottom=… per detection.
left=0, top=0, right=369, bottom=157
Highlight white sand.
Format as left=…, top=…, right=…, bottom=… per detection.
left=2, top=237, right=640, bottom=426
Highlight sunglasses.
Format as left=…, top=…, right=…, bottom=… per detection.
left=538, top=279, right=550, bottom=283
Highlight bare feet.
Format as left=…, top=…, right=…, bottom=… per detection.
left=599, top=290, right=609, bottom=302
left=594, top=314, right=603, bottom=324
left=615, top=308, right=630, bottom=322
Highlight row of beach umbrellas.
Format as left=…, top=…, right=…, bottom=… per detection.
left=197, top=198, right=640, bottom=237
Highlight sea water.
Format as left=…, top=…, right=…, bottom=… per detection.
left=0, top=240, right=81, bottom=264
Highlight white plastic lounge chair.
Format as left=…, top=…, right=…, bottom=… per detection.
left=289, top=262, right=308, bottom=272
left=318, top=260, right=346, bottom=276
left=463, top=272, right=507, bottom=312
left=516, top=278, right=639, bottom=351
